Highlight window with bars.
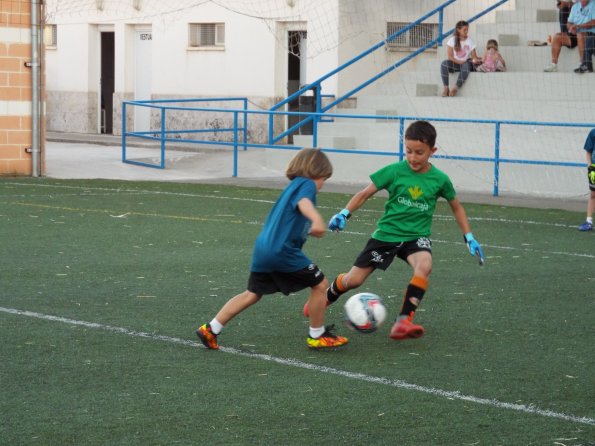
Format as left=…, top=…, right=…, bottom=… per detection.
left=386, top=22, right=438, bottom=51
left=44, top=24, right=57, bottom=47
left=189, top=23, right=225, bottom=48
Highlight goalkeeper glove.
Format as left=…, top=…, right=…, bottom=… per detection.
left=328, top=208, right=351, bottom=231
left=464, top=232, right=485, bottom=264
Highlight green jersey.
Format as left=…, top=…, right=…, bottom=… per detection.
left=370, top=160, right=456, bottom=242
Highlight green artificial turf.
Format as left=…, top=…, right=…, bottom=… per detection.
left=1, top=178, right=593, bottom=445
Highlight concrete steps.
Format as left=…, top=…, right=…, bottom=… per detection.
left=514, top=0, right=558, bottom=10
left=416, top=44, right=581, bottom=73
left=300, top=116, right=587, bottom=159
left=476, top=22, right=558, bottom=45
left=371, top=71, right=595, bottom=102
left=335, top=98, right=594, bottom=123
left=281, top=126, right=586, bottom=197
left=266, top=0, right=594, bottom=198
left=495, top=8, right=557, bottom=23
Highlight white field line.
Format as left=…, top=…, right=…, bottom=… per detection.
left=0, top=192, right=151, bottom=199
left=0, top=182, right=579, bottom=229
left=1, top=306, right=594, bottom=427
left=337, top=231, right=595, bottom=259
left=0, top=182, right=580, bottom=229
left=0, top=182, right=277, bottom=204
left=2, top=182, right=593, bottom=260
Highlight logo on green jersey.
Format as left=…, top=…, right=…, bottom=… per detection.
left=408, top=185, right=424, bottom=200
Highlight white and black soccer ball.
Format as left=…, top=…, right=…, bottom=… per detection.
left=343, top=292, right=387, bottom=333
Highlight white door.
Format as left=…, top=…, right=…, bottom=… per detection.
left=134, top=28, right=152, bottom=132
left=299, top=33, right=307, bottom=87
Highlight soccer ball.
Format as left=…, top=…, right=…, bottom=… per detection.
left=343, top=292, right=387, bottom=333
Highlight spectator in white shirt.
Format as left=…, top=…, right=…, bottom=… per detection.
left=440, top=20, right=481, bottom=97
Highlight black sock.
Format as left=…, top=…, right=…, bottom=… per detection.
left=327, top=274, right=346, bottom=303
left=399, top=280, right=427, bottom=318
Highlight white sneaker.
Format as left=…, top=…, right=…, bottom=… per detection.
left=543, top=63, right=558, bottom=72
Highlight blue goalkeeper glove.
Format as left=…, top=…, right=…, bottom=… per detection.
left=464, top=232, right=485, bottom=266
left=328, top=208, right=351, bottom=232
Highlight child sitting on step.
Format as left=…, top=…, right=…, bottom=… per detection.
left=476, top=39, right=507, bottom=72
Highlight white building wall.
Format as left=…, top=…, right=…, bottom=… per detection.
left=44, top=0, right=342, bottom=139
left=44, top=1, right=516, bottom=140
left=151, top=5, right=274, bottom=97
left=45, top=23, right=97, bottom=132
left=300, top=0, right=340, bottom=95
left=51, top=1, right=507, bottom=138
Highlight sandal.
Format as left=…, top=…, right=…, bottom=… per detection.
left=449, top=87, right=458, bottom=97
left=441, top=87, right=449, bottom=97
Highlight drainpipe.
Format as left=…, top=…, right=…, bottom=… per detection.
left=31, top=1, right=40, bottom=177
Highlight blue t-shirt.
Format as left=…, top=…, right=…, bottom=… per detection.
left=251, top=177, right=317, bottom=273
left=585, top=128, right=595, bottom=163
left=569, top=1, right=595, bottom=33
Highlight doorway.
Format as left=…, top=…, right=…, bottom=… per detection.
left=100, top=32, right=114, bottom=134
left=287, top=30, right=307, bottom=143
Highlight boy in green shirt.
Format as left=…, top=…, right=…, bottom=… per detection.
left=305, top=121, right=484, bottom=340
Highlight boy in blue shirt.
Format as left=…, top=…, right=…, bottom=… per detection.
left=579, top=128, right=595, bottom=230
left=196, top=148, right=348, bottom=350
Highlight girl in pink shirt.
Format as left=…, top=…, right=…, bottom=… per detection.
left=476, top=39, right=507, bottom=72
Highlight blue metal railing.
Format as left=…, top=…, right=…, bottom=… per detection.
left=269, top=0, right=510, bottom=145
left=122, top=98, right=248, bottom=169
left=121, top=102, right=593, bottom=197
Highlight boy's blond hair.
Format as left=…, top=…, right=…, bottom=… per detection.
left=286, top=148, right=333, bottom=180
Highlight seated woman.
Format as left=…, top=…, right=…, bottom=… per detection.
left=440, top=20, right=481, bottom=97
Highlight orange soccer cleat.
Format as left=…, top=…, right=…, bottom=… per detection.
left=306, top=325, right=349, bottom=349
left=389, top=316, right=425, bottom=340
left=196, top=323, right=219, bottom=350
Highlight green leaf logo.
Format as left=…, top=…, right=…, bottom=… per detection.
left=408, top=185, right=423, bottom=200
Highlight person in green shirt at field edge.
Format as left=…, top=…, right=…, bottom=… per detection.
left=304, top=120, right=485, bottom=341
left=578, top=127, right=595, bottom=231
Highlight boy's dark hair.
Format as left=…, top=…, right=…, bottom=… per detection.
left=286, top=148, right=333, bottom=180
left=404, top=121, right=437, bottom=148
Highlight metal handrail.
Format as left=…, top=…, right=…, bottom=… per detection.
left=122, top=98, right=248, bottom=169
left=269, top=0, right=510, bottom=144
left=121, top=101, right=593, bottom=197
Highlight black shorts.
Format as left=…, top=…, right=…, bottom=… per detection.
left=247, top=264, right=325, bottom=296
left=588, top=164, right=595, bottom=191
left=565, top=34, right=578, bottom=49
left=353, top=238, right=433, bottom=271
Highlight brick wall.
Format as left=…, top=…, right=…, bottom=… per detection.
left=0, top=0, right=43, bottom=176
